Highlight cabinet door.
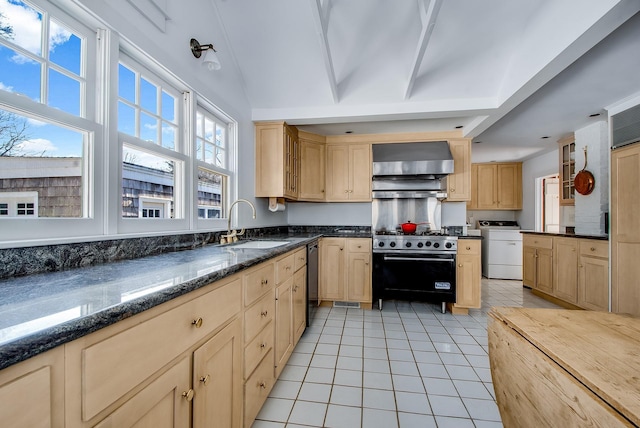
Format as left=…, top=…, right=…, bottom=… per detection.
left=299, top=139, right=326, bottom=200
left=283, top=126, right=299, bottom=199
left=522, top=246, right=537, bottom=288
left=347, top=251, right=371, bottom=303
left=558, top=135, right=575, bottom=206
left=255, top=123, right=285, bottom=198
left=193, top=318, right=243, bottom=428
left=292, top=267, right=307, bottom=344
left=536, top=248, right=554, bottom=294
left=554, top=238, right=578, bottom=304
left=93, top=357, right=191, bottom=428
left=0, top=347, right=64, bottom=428
left=578, top=256, right=609, bottom=311
left=349, top=144, right=372, bottom=201
left=319, top=238, right=346, bottom=300
left=274, top=278, right=293, bottom=377
left=611, top=143, right=640, bottom=316
left=497, top=163, right=522, bottom=209
left=456, top=241, right=481, bottom=308
left=446, top=140, right=472, bottom=202
left=475, top=164, right=497, bottom=209
left=325, top=145, right=350, bottom=201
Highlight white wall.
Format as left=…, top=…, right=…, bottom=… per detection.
left=518, top=149, right=559, bottom=230
left=574, top=120, right=609, bottom=235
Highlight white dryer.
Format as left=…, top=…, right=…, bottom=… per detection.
left=478, top=220, right=522, bottom=280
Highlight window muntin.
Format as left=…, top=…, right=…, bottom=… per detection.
left=0, top=0, right=86, bottom=117
left=197, top=167, right=224, bottom=219
left=117, top=62, right=178, bottom=151
left=196, top=110, right=227, bottom=168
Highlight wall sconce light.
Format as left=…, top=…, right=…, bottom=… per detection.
left=190, top=38, right=221, bottom=71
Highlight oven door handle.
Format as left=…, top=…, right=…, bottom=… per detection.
left=383, top=256, right=454, bottom=262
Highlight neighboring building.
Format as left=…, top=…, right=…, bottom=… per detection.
left=0, top=158, right=222, bottom=219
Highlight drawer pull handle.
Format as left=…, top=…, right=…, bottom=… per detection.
left=261, top=279, right=268, bottom=285
left=458, top=263, right=463, bottom=268
left=293, top=285, right=298, bottom=292
left=182, top=389, right=195, bottom=402
left=261, top=310, right=268, bottom=317
left=259, top=382, right=267, bottom=389
left=199, top=374, right=210, bottom=386
left=590, top=247, right=596, bottom=251
left=260, top=342, right=266, bottom=349
left=192, top=318, right=203, bottom=328
left=466, top=246, right=471, bottom=250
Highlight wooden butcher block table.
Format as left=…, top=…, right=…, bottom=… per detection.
left=488, top=307, right=640, bottom=427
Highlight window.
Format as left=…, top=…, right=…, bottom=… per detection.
left=0, top=0, right=85, bottom=116
left=0, top=191, right=37, bottom=217
left=118, top=56, right=184, bottom=222
left=195, top=105, right=232, bottom=221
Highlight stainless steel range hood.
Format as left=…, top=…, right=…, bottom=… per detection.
left=372, top=141, right=454, bottom=198
left=372, top=141, right=454, bottom=177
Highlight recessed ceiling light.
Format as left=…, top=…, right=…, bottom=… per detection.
left=474, top=141, right=482, bottom=144
left=589, top=113, right=601, bottom=117
left=345, top=130, right=353, bottom=134
left=455, top=125, right=463, bottom=129
left=541, top=136, right=550, bottom=139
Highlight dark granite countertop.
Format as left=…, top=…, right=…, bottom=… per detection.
left=0, top=234, right=324, bottom=370
left=520, top=231, right=609, bottom=241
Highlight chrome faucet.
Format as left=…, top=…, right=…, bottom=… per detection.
left=220, top=198, right=256, bottom=244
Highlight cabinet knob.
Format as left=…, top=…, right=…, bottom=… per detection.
left=579, top=264, right=583, bottom=268
left=286, top=265, right=291, bottom=270
left=293, top=285, right=298, bottom=292
left=260, top=342, right=266, bottom=349
left=259, top=382, right=267, bottom=389
left=261, top=278, right=268, bottom=285
left=192, top=317, right=203, bottom=328
left=450, top=187, right=455, bottom=192
left=261, top=310, right=268, bottom=317
left=199, top=374, right=211, bottom=386
left=458, top=263, right=463, bottom=267
left=590, top=247, right=596, bottom=251
left=466, top=246, right=471, bottom=250
left=182, top=389, right=195, bottom=402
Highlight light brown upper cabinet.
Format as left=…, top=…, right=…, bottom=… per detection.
left=255, top=122, right=299, bottom=200
left=325, top=143, right=372, bottom=202
left=298, top=131, right=326, bottom=201
left=444, top=139, right=472, bottom=202
left=469, top=162, right=522, bottom=210
left=558, top=135, right=575, bottom=206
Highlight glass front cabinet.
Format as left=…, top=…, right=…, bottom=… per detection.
left=558, top=135, right=575, bottom=206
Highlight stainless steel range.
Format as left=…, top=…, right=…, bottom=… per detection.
left=371, top=141, right=458, bottom=313
left=372, top=231, right=458, bottom=313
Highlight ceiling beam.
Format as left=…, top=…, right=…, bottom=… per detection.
left=309, top=0, right=339, bottom=103
left=404, top=0, right=442, bottom=100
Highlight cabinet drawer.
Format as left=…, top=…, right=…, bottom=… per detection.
left=458, top=240, right=480, bottom=255
left=244, top=321, right=274, bottom=379
left=244, top=263, right=275, bottom=307
left=294, top=247, right=307, bottom=272
left=523, top=235, right=553, bottom=249
left=79, top=278, right=241, bottom=421
left=244, top=292, right=275, bottom=344
left=347, top=238, right=371, bottom=253
left=580, top=240, right=608, bottom=259
left=244, top=349, right=275, bottom=428
left=276, top=253, right=295, bottom=284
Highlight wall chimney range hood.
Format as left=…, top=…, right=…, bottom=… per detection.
left=372, top=141, right=454, bottom=199
left=372, top=141, right=454, bottom=177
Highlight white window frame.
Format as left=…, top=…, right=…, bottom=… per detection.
left=194, top=97, right=237, bottom=230
left=0, top=0, right=104, bottom=245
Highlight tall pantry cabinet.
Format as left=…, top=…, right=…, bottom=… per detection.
left=611, top=142, right=640, bottom=316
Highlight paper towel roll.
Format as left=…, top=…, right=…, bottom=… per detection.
left=269, top=202, right=285, bottom=212
left=268, top=197, right=286, bottom=212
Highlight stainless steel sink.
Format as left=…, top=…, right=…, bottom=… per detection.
left=230, top=240, right=289, bottom=249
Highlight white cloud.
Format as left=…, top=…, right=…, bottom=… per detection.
left=0, top=0, right=72, bottom=62
left=0, top=81, right=13, bottom=92
left=16, top=138, right=58, bottom=155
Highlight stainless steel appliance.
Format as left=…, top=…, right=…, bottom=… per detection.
left=306, top=241, right=318, bottom=326
left=372, top=231, right=457, bottom=313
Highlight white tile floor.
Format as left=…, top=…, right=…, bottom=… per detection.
left=253, top=279, right=560, bottom=428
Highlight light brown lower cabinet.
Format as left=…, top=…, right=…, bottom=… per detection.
left=0, top=346, right=65, bottom=428
left=523, top=234, right=609, bottom=311
left=453, top=239, right=482, bottom=312
left=319, top=237, right=372, bottom=306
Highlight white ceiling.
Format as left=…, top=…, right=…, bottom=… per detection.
left=211, top=0, right=640, bottom=162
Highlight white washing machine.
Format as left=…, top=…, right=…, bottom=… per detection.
left=478, top=220, right=522, bottom=280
